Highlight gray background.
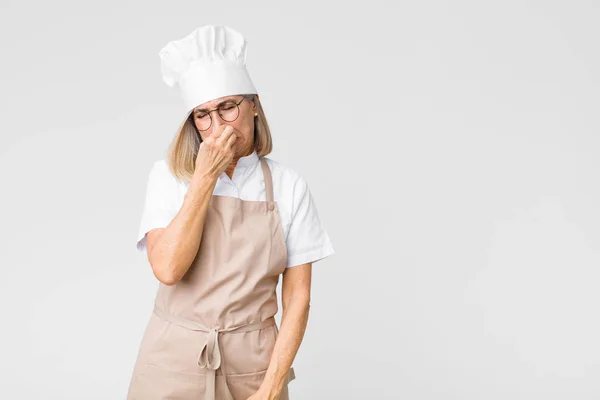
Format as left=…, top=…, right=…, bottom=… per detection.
left=1, top=0, right=599, bottom=399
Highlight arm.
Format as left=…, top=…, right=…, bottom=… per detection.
left=145, top=126, right=238, bottom=285
left=146, top=170, right=218, bottom=285
left=258, top=262, right=312, bottom=399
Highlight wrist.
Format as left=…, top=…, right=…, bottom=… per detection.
left=190, top=169, right=218, bottom=187
left=184, top=171, right=217, bottom=204
left=259, top=381, right=283, bottom=399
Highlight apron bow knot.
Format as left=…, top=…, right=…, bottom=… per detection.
left=197, top=328, right=222, bottom=370
left=152, top=306, right=277, bottom=400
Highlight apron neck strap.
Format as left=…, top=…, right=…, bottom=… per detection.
left=259, top=157, right=274, bottom=203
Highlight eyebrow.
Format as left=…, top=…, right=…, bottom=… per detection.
left=194, top=97, right=239, bottom=113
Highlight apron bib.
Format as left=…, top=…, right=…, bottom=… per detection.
left=127, top=157, right=296, bottom=400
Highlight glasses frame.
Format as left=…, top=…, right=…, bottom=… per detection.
left=188, top=96, right=248, bottom=132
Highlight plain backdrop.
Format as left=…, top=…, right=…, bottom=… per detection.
left=1, top=1, right=599, bottom=399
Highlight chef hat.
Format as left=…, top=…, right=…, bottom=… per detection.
left=159, top=25, right=258, bottom=113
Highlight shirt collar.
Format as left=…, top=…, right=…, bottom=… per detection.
left=236, top=149, right=259, bottom=168
left=218, top=149, right=259, bottom=180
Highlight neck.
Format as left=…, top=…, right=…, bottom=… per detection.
left=224, top=146, right=253, bottom=179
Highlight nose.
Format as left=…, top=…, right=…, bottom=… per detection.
left=207, top=109, right=226, bottom=132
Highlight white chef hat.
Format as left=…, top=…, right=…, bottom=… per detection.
left=159, top=25, right=258, bottom=114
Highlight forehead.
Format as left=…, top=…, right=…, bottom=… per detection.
left=194, top=95, right=241, bottom=111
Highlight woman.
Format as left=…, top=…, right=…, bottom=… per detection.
left=126, top=25, right=335, bottom=400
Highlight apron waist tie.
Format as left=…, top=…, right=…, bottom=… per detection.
left=152, top=304, right=276, bottom=400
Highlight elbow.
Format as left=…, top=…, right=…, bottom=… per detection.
left=157, top=273, right=179, bottom=286
left=148, top=248, right=186, bottom=286
left=151, top=263, right=182, bottom=286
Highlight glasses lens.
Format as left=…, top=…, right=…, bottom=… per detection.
left=196, top=113, right=211, bottom=131
left=219, top=102, right=239, bottom=122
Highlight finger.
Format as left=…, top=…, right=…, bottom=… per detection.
left=226, top=131, right=237, bottom=148
left=217, top=125, right=235, bottom=143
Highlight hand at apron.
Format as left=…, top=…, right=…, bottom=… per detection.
left=195, top=124, right=238, bottom=179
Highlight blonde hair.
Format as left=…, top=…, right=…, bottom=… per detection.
left=165, top=94, right=272, bottom=183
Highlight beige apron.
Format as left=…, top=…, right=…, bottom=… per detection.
left=127, top=157, right=296, bottom=400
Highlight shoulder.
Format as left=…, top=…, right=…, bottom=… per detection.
left=262, top=156, right=307, bottom=190
left=262, top=156, right=313, bottom=220
left=146, top=159, right=180, bottom=186
left=149, top=159, right=172, bottom=176
left=143, top=159, right=185, bottom=202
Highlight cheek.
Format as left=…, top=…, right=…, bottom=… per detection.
left=235, top=118, right=254, bottom=136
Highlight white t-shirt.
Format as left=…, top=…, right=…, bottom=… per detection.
left=136, top=149, right=335, bottom=268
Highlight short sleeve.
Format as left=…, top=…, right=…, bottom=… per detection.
left=136, top=160, right=182, bottom=253
left=285, top=175, right=335, bottom=268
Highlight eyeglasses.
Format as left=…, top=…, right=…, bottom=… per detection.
left=188, top=96, right=248, bottom=131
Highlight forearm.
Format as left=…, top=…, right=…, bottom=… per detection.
left=149, top=170, right=217, bottom=284
left=261, top=295, right=310, bottom=398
